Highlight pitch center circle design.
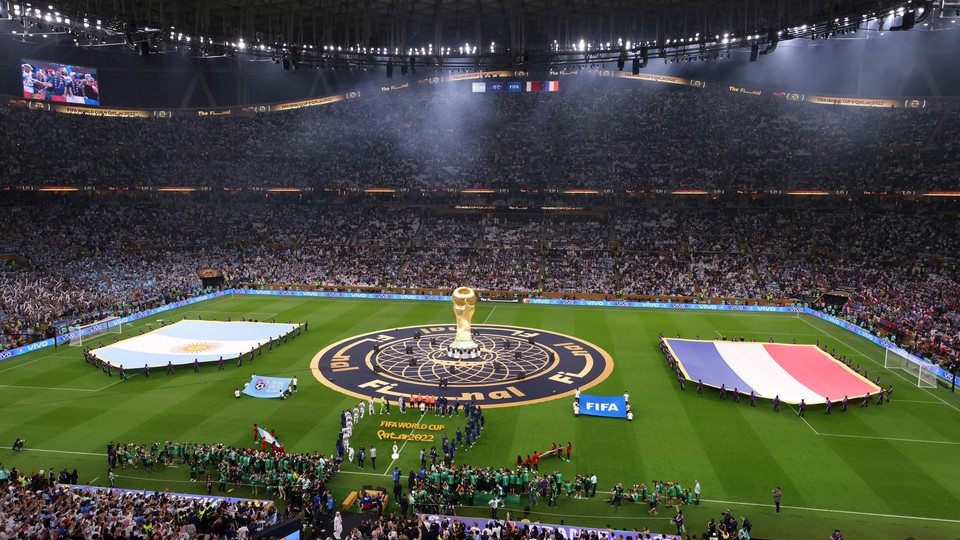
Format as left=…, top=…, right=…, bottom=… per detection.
left=310, top=324, right=613, bottom=408
left=374, top=333, right=553, bottom=387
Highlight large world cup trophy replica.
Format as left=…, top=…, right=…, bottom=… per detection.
left=448, top=287, right=480, bottom=359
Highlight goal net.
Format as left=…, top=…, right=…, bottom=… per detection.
left=884, top=347, right=937, bottom=388
left=69, top=317, right=122, bottom=347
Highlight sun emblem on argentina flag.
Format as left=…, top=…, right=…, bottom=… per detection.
left=173, top=341, right=220, bottom=353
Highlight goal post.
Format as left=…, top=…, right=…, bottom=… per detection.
left=69, top=317, right=122, bottom=347
left=884, top=347, right=937, bottom=389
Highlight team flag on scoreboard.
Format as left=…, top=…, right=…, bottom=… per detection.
left=525, top=81, right=541, bottom=92
left=471, top=82, right=486, bottom=93
left=546, top=81, right=560, bottom=92
left=578, top=394, right=628, bottom=419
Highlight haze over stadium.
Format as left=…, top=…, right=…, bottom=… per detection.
left=1, top=0, right=959, bottom=539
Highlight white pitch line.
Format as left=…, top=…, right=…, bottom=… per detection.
left=815, top=432, right=960, bottom=445
left=0, top=384, right=99, bottom=393
left=787, top=404, right=820, bottom=435
left=337, top=469, right=392, bottom=478
left=381, top=411, right=427, bottom=476
left=714, top=331, right=825, bottom=338
left=14, top=447, right=960, bottom=524
left=786, top=404, right=959, bottom=445
left=0, top=357, right=46, bottom=372
left=97, top=375, right=135, bottom=391
left=6, top=447, right=105, bottom=457
left=45, top=349, right=89, bottom=358
left=797, top=316, right=960, bottom=414
left=481, top=306, right=497, bottom=324
left=0, top=351, right=79, bottom=371
left=114, top=474, right=200, bottom=484
left=895, top=399, right=946, bottom=405
left=701, top=497, right=960, bottom=524
left=192, top=310, right=277, bottom=318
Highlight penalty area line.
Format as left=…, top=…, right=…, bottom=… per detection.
left=0, top=354, right=74, bottom=372
left=96, top=374, right=137, bottom=391
left=786, top=405, right=820, bottom=435
left=815, top=432, right=960, bottom=445
left=787, top=404, right=959, bottom=444
left=796, top=316, right=960, bottom=415
left=701, top=498, right=960, bottom=524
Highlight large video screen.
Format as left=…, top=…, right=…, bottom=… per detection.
left=21, top=58, right=100, bottom=106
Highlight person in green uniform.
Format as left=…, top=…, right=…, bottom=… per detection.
left=648, top=490, right=659, bottom=516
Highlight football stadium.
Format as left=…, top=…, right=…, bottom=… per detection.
left=1, top=1, right=960, bottom=539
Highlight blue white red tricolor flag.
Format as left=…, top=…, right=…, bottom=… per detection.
left=664, top=339, right=881, bottom=404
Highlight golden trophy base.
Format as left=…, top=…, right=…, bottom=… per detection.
left=447, top=347, right=480, bottom=360
left=450, top=286, right=479, bottom=359
left=447, top=340, right=480, bottom=359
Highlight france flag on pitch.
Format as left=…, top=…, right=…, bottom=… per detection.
left=664, top=339, right=881, bottom=404
left=579, top=394, right=627, bottom=418
left=243, top=375, right=292, bottom=399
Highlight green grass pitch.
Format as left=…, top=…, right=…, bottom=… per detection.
left=1, top=295, right=959, bottom=540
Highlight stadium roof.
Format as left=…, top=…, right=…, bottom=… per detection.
left=43, top=0, right=913, bottom=53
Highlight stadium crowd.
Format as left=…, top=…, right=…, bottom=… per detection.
left=0, top=464, right=279, bottom=539
left=1, top=200, right=957, bottom=371
left=0, top=438, right=343, bottom=537
left=2, top=82, right=959, bottom=191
